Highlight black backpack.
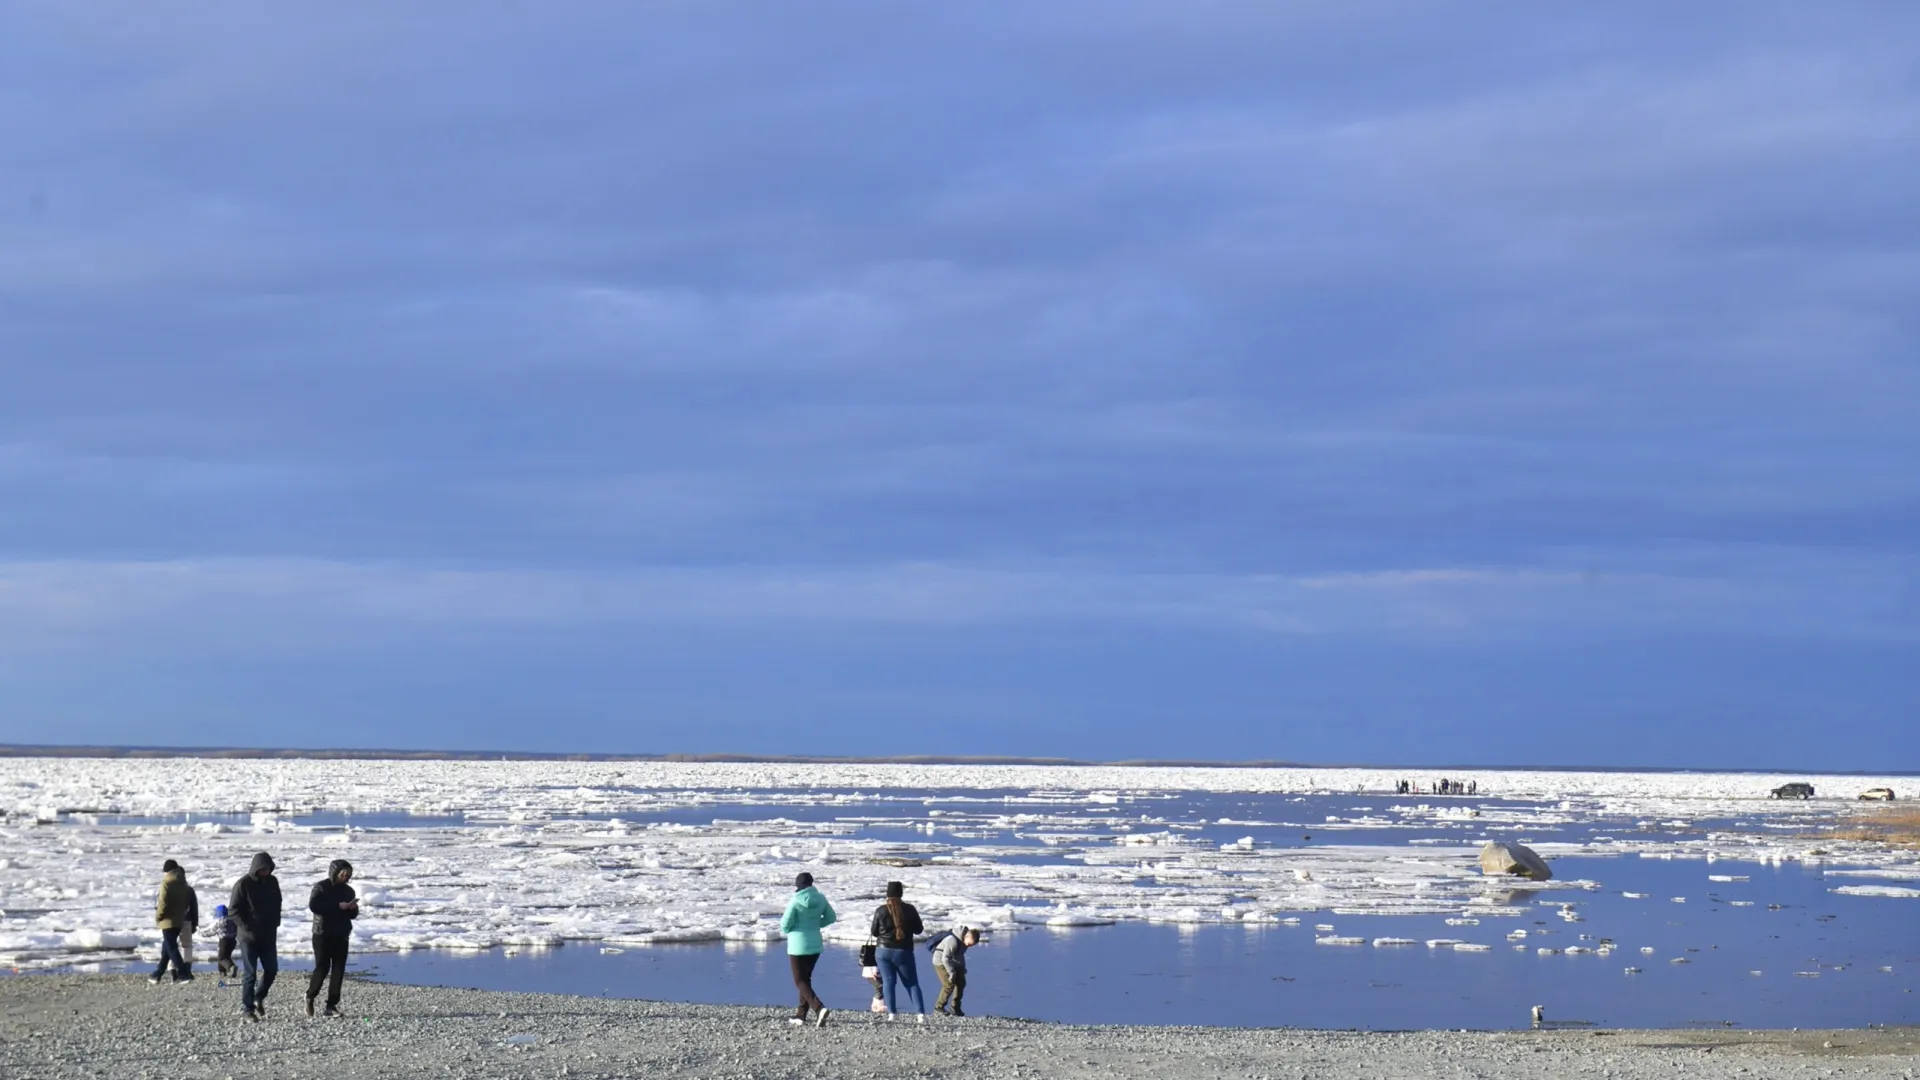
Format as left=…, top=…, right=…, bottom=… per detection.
left=923, top=930, right=953, bottom=955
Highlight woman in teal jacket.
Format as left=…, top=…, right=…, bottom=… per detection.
left=779, top=872, right=837, bottom=1026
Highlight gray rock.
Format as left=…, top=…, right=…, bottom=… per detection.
left=1479, top=840, right=1552, bottom=881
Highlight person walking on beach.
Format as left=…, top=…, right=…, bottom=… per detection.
left=870, top=881, right=926, bottom=1021
left=306, top=859, right=358, bottom=1019
left=229, top=852, right=283, bottom=1021
left=213, top=904, right=238, bottom=977
left=930, top=925, right=979, bottom=1017
left=150, top=859, right=193, bottom=984
left=778, top=871, right=837, bottom=1027
left=180, top=876, right=200, bottom=973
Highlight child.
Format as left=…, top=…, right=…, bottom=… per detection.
left=931, top=925, right=980, bottom=1017
left=214, top=903, right=238, bottom=977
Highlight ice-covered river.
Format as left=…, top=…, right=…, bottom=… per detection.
left=4, top=759, right=1916, bottom=1025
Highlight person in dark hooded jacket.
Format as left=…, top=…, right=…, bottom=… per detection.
left=228, top=852, right=282, bottom=1020
left=306, top=859, right=358, bottom=1018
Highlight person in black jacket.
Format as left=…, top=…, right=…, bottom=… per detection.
left=869, top=881, right=927, bottom=1020
left=306, top=859, right=359, bottom=1018
left=228, top=852, right=282, bottom=1021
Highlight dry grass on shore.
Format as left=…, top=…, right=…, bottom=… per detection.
left=1829, top=805, right=1920, bottom=848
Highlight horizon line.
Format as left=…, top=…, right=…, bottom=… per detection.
left=0, top=743, right=1909, bottom=777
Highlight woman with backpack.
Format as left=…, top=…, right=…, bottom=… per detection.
left=869, top=881, right=926, bottom=1021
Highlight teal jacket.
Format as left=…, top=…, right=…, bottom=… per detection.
left=778, top=885, right=837, bottom=956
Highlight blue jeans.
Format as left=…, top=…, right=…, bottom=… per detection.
left=239, top=936, right=278, bottom=1012
left=153, top=928, right=188, bottom=980
left=876, top=946, right=925, bottom=1015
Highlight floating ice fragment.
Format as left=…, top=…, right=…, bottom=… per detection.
left=1315, top=935, right=1365, bottom=946
left=1372, top=937, right=1418, bottom=947
left=1453, top=943, right=1490, bottom=952
left=1832, top=885, right=1920, bottom=899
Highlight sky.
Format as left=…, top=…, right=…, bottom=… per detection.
left=1, top=3, right=1917, bottom=768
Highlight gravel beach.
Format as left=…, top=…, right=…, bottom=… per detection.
left=3, top=975, right=1915, bottom=1080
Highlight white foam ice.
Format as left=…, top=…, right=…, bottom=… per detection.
left=1, top=758, right=1914, bottom=970
left=1831, top=885, right=1920, bottom=898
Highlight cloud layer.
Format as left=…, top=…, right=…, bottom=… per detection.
left=2, top=3, right=1916, bottom=762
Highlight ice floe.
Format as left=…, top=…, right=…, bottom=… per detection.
left=2, top=758, right=1915, bottom=970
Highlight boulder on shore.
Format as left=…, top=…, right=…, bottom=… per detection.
left=1479, top=840, right=1552, bottom=881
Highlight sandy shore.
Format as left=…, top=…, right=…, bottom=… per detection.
left=2, top=975, right=1915, bottom=1079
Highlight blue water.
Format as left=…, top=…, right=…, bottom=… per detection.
left=333, top=857, right=1918, bottom=1029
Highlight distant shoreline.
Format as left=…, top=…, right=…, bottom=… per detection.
left=1, top=743, right=1911, bottom=775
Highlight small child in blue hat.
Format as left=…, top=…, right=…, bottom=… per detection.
left=213, top=904, right=238, bottom=976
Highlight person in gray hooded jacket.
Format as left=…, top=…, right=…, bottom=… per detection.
left=931, top=926, right=979, bottom=1016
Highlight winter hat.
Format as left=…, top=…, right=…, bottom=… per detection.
left=793, top=872, right=813, bottom=890
left=885, top=881, right=905, bottom=899
left=162, top=859, right=181, bottom=873
left=214, top=904, right=228, bottom=917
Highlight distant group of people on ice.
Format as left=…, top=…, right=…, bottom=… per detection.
left=1395, top=778, right=1476, bottom=795
left=155, top=856, right=977, bottom=1026
left=148, top=852, right=358, bottom=1021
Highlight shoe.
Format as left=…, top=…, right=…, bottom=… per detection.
left=305, top=997, right=316, bottom=1018
left=916, top=1013, right=926, bottom=1024
left=243, top=1008, right=260, bottom=1024
left=937, top=1007, right=949, bottom=1016
left=814, top=1008, right=830, bottom=1028
left=951, top=1007, right=965, bottom=1017
left=886, top=1012, right=897, bottom=1022
left=788, top=1018, right=805, bottom=1026
left=174, top=973, right=194, bottom=982
left=323, top=1006, right=343, bottom=1020
left=148, top=975, right=163, bottom=985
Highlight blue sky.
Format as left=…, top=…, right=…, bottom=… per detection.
left=2, top=3, right=1916, bottom=768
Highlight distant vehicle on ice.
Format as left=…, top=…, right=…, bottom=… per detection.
left=1770, top=782, right=1815, bottom=800
left=1858, top=787, right=1897, bottom=801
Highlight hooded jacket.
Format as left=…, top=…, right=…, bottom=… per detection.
left=309, top=859, right=359, bottom=939
left=228, top=852, right=282, bottom=942
left=931, top=925, right=972, bottom=975
left=778, top=885, right=837, bottom=956
left=154, top=869, right=192, bottom=930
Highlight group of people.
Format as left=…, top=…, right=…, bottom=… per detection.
left=157, top=857, right=975, bottom=1027
left=1395, top=778, right=1477, bottom=795
left=149, top=851, right=359, bottom=1022
left=778, top=874, right=981, bottom=1026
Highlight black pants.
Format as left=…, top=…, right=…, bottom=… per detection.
left=789, top=952, right=825, bottom=1019
left=307, top=935, right=349, bottom=1008
left=216, top=937, right=236, bottom=975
